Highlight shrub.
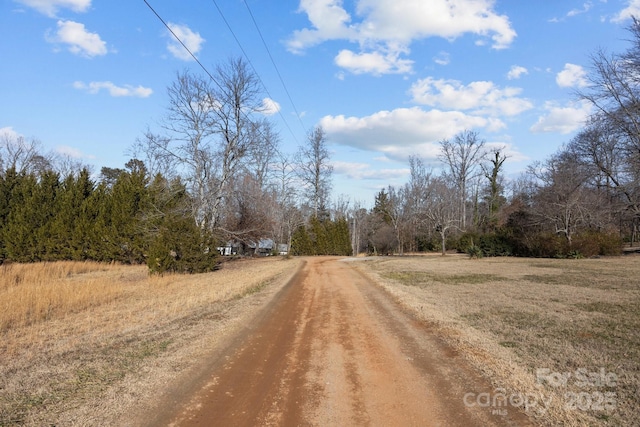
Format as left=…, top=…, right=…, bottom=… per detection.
left=147, top=216, right=219, bottom=274
left=572, top=231, right=623, bottom=257
left=479, top=233, right=513, bottom=257
left=467, top=245, right=483, bottom=259
left=457, top=232, right=480, bottom=253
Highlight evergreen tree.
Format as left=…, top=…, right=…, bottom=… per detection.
left=146, top=174, right=219, bottom=274
left=147, top=214, right=218, bottom=274
left=0, top=168, right=22, bottom=261
left=104, top=160, right=150, bottom=263
left=49, top=169, right=94, bottom=259
left=4, top=173, right=38, bottom=261
left=291, top=225, right=312, bottom=255
left=332, top=218, right=353, bottom=256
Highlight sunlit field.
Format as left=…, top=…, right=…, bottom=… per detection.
left=0, top=257, right=300, bottom=426
left=352, top=254, right=640, bottom=426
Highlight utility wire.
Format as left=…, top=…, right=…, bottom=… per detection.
left=142, top=0, right=298, bottom=145
left=241, top=0, right=307, bottom=133
left=209, top=0, right=301, bottom=144
left=143, top=0, right=220, bottom=90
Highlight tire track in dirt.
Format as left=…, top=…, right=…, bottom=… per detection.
left=163, top=257, right=532, bottom=426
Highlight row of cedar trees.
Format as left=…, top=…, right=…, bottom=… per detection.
left=0, top=160, right=218, bottom=274
left=0, top=157, right=352, bottom=273
left=0, top=56, right=351, bottom=272
left=291, top=216, right=352, bottom=256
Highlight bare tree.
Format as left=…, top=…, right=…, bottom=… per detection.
left=439, top=130, right=486, bottom=229
left=296, top=126, right=333, bottom=219
left=271, top=151, right=302, bottom=251
left=135, top=57, right=266, bottom=234
left=481, top=148, right=508, bottom=230
left=349, top=203, right=368, bottom=255
left=220, top=172, right=276, bottom=246
left=424, top=175, right=460, bottom=255
left=244, top=119, right=279, bottom=190
left=402, top=156, right=432, bottom=252
left=0, top=134, right=53, bottom=176
left=574, top=19, right=640, bottom=243
left=382, top=185, right=408, bottom=255
left=528, top=150, right=598, bottom=247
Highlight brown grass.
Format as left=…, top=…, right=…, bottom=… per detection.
left=351, top=254, right=640, bottom=426
left=0, top=261, right=127, bottom=332
left=0, top=257, right=301, bottom=426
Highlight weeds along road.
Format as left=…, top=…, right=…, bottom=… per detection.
left=155, top=257, right=532, bottom=426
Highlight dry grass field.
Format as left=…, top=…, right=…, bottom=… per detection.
left=0, top=257, right=301, bottom=426
left=2, top=254, right=637, bottom=426
left=351, top=254, right=640, bottom=426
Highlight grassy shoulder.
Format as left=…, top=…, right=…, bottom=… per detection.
left=350, top=254, right=640, bottom=426
left=0, top=257, right=302, bottom=426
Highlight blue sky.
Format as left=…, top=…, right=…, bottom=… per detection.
left=1, top=0, right=639, bottom=207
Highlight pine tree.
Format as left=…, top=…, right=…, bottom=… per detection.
left=291, top=225, right=312, bottom=255
left=105, top=160, right=150, bottom=263
left=4, top=173, right=38, bottom=261
left=49, top=170, right=94, bottom=259
left=0, top=168, right=22, bottom=262
left=146, top=174, right=219, bottom=274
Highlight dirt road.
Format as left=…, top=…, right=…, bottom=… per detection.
left=156, top=257, right=532, bottom=426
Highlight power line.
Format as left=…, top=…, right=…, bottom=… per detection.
left=241, top=0, right=307, bottom=133
left=142, top=0, right=218, bottom=87
left=142, top=0, right=299, bottom=145
left=209, top=0, right=302, bottom=144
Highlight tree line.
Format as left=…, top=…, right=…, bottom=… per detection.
left=355, top=21, right=640, bottom=258
left=0, top=58, right=349, bottom=272
left=3, top=19, right=639, bottom=269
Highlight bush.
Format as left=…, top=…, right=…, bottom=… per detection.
left=456, top=232, right=480, bottom=253
left=415, top=235, right=440, bottom=252
left=291, top=218, right=353, bottom=256
left=467, top=245, right=483, bottom=259
left=522, top=233, right=567, bottom=258
left=479, top=233, right=513, bottom=257
left=572, top=231, right=623, bottom=257
left=147, top=216, right=219, bottom=274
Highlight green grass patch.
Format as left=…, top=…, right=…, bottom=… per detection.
left=575, top=301, right=626, bottom=315
left=234, top=280, right=271, bottom=300
left=384, top=271, right=507, bottom=287
left=523, top=274, right=563, bottom=285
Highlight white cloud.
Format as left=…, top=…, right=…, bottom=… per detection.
left=484, top=141, right=528, bottom=163
left=549, top=2, right=594, bottom=22
left=410, top=77, right=533, bottom=117
left=433, top=51, right=450, bottom=66
left=530, top=101, right=592, bottom=134
left=261, top=98, right=281, bottom=115
left=556, top=63, right=589, bottom=88
left=0, top=126, right=22, bottom=141
left=287, top=0, right=516, bottom=75
left=507, top=65, right=528, bottom=80
left=15, top=0, right=90, bottom=17
left=56, top=145, right=95, bottom=159
left=335, top=48, right=413, bottom=75
left=166, top=23, right=204, bottom=61
left=73, top=81, right=153, bottom=97
left=320, top=107, right=498, bottom=161
left=568, top=2, right=593, bottom=17
left=612, top=0, right=640, bottom=22
left=47, top=20, right=107, bottom=57
left=333, top=160, right=409, bottom=180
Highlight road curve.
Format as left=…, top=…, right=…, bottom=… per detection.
left=162, top=257, right=532, bottom=426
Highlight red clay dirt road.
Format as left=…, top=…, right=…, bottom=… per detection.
left=155, top=257, right=532, bottom=426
